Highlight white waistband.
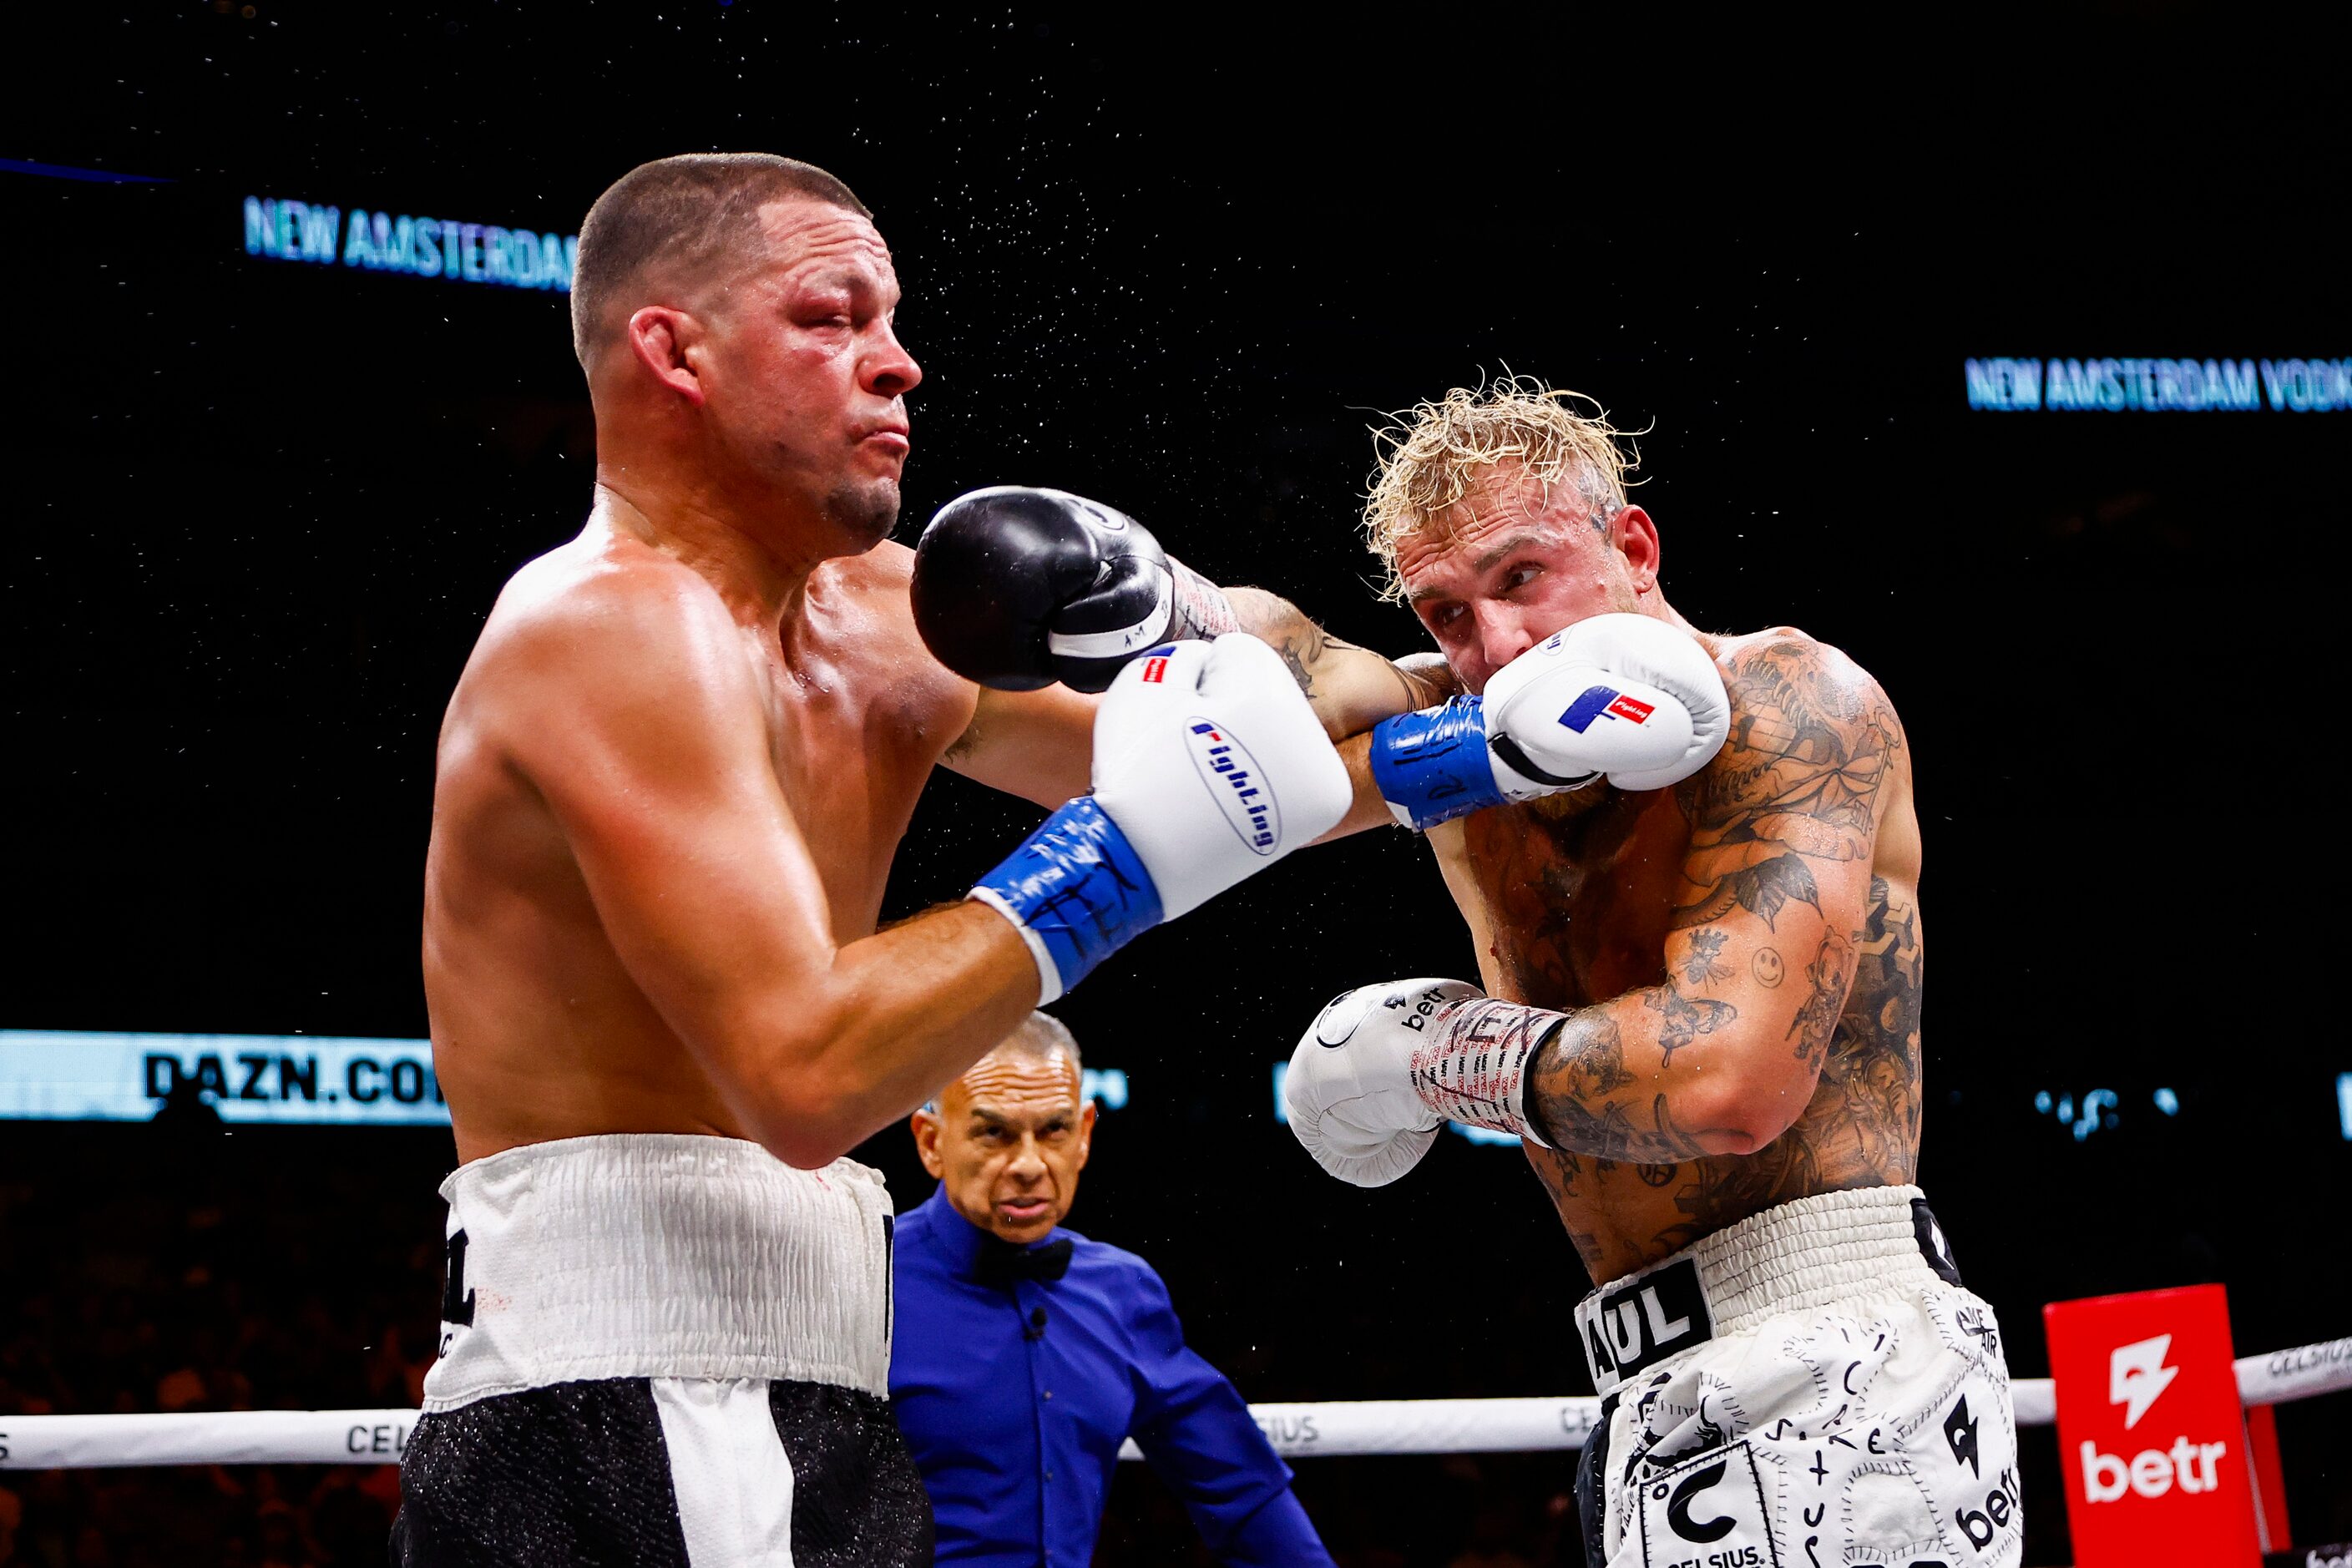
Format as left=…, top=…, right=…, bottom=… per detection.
left=1576, top=1185, right=1947, bottom=1397
left=421, top=1134, right=894, bottom=1413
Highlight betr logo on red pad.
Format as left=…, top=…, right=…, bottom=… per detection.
left=2045, top=1284, right=2263, bottom=1568
left=2081, top=1333, right=2230, bottom=1504
left=2111, top=1334, right=2176, bottom=1429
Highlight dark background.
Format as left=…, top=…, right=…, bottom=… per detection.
left=3, top=4, right=2344, bottom=1565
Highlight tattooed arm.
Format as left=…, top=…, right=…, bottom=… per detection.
left=1224, top=588, right=1464, bottom=839
left=1373, top=635, right=1901, bottom=1166
left=1227, top=588, right=1458, bottom=736
left=1287, top=635, right=1907, bottom=1191
left=1520, top=636, right=1897, bottom=1157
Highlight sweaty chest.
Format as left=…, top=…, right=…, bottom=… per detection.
left=1461, top=789, right=1691, bottom=1007
left=752, top=641, right=961, bottom=938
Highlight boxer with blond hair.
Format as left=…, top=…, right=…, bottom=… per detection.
left=1282, top=381, right=2017, bottom=1567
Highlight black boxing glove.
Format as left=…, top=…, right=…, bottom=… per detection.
left=912, top=486, right=1240, bottom=692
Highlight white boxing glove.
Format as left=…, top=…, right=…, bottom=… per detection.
left=1287, top=978, right=1573, bottom=1185
left=1284, top=979, right=1484, bottom=1186
left=1368, top=613, right=1730, bottom=828
left=1489, top=613, right=1730, bottom=792
left=971, top=635, right=1353, bottom=1001
left=1088, top=634, right=1353, bottom=917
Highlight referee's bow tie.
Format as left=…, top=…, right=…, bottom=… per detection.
left=975, top=1236, right=1074, bottom=1285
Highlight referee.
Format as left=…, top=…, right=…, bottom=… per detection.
left=889, top=1014, right=1333, bottom=1566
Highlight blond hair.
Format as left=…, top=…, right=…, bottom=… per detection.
left=1362, top=377, right=1641, bottom=601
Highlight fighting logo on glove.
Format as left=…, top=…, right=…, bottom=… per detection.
left=969, top=635, right=1350, bottom=1004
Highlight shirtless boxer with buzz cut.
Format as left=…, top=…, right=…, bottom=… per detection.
left=396, top=152, right=1467, bottom=1566
left=1279, top=382, right=2020, bottom=1568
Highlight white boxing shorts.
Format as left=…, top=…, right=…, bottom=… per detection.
left=391, top=1133, right=930, bottom=1567
left=1573, top=1185, right=2018, bottom=1568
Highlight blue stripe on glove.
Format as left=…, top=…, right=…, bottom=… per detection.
left=1368, top=697, right=1504, bottom=831
left=973, top=797, right=1165, bottom=994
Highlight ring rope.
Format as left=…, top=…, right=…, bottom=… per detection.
left=3, top=1335, right=2343, bottom=1469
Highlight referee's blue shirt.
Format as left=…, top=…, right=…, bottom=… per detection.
left=889, top=1184, right=1333, bottom=1567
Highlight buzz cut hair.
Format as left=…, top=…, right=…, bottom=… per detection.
left=569, top=152, right=872, bottom=369
left=1000, top=1011, right=1082, bottom=1075
left=1362, top=375, right=1641, bottom=602
left=921, top=1013, right=1084, bottom=1115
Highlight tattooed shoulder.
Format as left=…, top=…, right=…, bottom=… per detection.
left=1723, top=632, right=1896, bottom=745
left=1677, top=635, right=1902, bottom=845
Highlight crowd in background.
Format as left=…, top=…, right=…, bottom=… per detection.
left=8, top=1114, right=2346, bottom=1565
left=18, top=1114, right=2352, bottom=1568
left=0, top=1118, right=432, bottom=1567
left=0, top=1117, right=1591, bottom=1567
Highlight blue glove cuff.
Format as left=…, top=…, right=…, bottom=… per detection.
left=1368, top=697, right=1505, bottom=831
left=972, top=796, right=1164, bottom=994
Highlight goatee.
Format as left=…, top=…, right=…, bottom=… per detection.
left=826, top=478, right=900, bottom=549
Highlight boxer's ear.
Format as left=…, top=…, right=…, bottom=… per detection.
left=626, top=305, right=707, bottom=406
left=1614, top=506, right=1660, bottom=595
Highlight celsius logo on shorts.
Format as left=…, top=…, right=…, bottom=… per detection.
left=1186, top=720, right=1279, bottom=853
left=1557, top=684, right=1657, bottom=734
left=1636, top=1439, right=1775, bottom=1565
